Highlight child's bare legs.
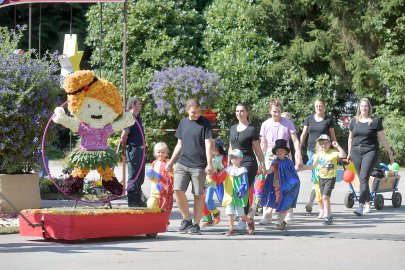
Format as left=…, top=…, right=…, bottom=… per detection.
left=317, top=199, right=324, bottom=219
left=275, top=210, right=287, bottom=230
left=322, top=195, right=331, bottom=217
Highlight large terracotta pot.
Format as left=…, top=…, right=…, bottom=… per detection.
left=0, top=173, right=41, bottom=213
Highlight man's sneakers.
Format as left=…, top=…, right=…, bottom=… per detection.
left=353, top=207, right=364, bottom=216
left=178, top=219, right=202, bottom=235
left=178, top=219, right=193, bottom=233
left=187, top=224, right=201, bottom=235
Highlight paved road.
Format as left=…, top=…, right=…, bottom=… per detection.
left=0, top=162, right=404, bottom=270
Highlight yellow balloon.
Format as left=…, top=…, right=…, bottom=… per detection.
left=347, top=162, right=357, bottom=174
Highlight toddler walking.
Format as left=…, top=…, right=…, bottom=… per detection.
left=145, top=142, right=174, bottom=217
left=301, top=134, right=346, bottom=224
left=261, top=139, right=300, bottom=230
left=201, top=139, right=228, bottom=226
left=222, top=149, right=255, bottom=236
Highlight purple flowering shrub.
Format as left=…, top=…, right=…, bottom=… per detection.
left=0, top=27, right=61, bottom=174
left=150, top=66, right=223, bottom=118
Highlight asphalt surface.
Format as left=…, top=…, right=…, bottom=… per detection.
left=0, top=161, right=404, bottom=270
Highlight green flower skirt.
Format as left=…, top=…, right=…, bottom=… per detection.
left=67, top=148, right=118, bottom=170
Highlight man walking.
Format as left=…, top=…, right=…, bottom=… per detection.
left=166, top=99, right=213, bottom=235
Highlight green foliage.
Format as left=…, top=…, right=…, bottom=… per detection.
left=0, top=27, right=61, bottom=174
left=203, top=0, right=278, bottom=125
left=379, top=113, right=405, bottom=165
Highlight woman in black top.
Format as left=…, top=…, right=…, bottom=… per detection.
left=348, top=98, right=394, bottom=216
left=300, top=98, right=337, bottom=213
left=229, top=104, right=265, bottom=227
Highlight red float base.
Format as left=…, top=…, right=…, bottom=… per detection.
left=19, top=208, right=169, bottom=240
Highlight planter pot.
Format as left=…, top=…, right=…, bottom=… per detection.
left=0, top=174, right=41, bottom=213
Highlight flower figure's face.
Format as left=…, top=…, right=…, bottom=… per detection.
left=75, top=97, right=118, bottom=128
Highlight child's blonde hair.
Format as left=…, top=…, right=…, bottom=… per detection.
left=64, top=70, right=123, bottom=114
left=153, top=142, right=169, bottom=157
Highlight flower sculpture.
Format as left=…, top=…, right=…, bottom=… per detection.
left=53, top=70, right=134, bottom=195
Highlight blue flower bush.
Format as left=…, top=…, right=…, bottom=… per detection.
left=0, top=26, right=61, bottom=174
left=150, top=66, right=223, bottom=119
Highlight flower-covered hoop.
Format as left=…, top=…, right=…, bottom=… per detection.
left=41, top=101, right=145, bottom=204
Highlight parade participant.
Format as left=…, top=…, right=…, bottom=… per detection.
left=53, top=70, right=134, bottom=195
left=259, top=98, right=302, bottom=225
left=201, top=139, right=227, bottom=227
left=166, top=99, right=214, bottom=235
left=300, top=98, right=336, bottom=213
left=348, top=98, right=394, bottom=216
left=228, top=103, right=265, bottom=231
left=222, top=149, right=255, bottom=236
left=120, top=97, right=147, bottom=207
left=145, top=142, right=174, bottom=217
left=301, top=135, right=346, bottom=224
left=261, top=139, right=300, bottom=230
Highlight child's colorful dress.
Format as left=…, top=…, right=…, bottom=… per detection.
left=202, top=155, right=227, bottom=224
left=145, top=159, right=174, bottom=217
left=222, top=166, right=249, bottom=209
left=261, top=157, right=300, bottom=212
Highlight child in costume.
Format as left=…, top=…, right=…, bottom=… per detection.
left=301, top=134, right=346, bottom=224
left=306, top=146, right=324, bottom=219
left=261, top=139, right=300, bottom=230
left=222, top=149, right=255, bottom=236
left=201, top=139, right=227, bottom=226
left=53, top=70, right=134, bottom=195
left=145, top=142, right=174, bottom=217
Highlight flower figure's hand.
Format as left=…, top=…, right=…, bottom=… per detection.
left=53, top=107, right=66, bottom=123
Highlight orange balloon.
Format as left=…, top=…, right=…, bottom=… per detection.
left=343, top=170, right=355, bottom=183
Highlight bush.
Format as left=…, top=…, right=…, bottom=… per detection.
left=0, top=26, right=61, bottom=174
left=150, top=65, right=223, bottom=120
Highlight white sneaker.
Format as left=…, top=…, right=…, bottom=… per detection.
left=353, top=207, right=363, bottom=216
left=317, top=211, right=324, bottom=219
left=285, top=212, right=294, bottom=222
left=235, top=220, right=246, bottom=231
left=364, top=205, right=372, bottom=214
left=258, top=218, right=272, bottom=225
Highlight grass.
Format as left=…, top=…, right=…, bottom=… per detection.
left=0, top=226, right=19, bottom=234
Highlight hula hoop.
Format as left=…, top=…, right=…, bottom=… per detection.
left=41, top=101, right=146, bottom=204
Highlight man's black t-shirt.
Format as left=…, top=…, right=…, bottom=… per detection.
left=304, top=114, right=334, bottom=151
left=229, top=124, right=260, bottom=166
left=349, top=118, right=383, bottom=148
left=175, top=116, right=213, bottom=169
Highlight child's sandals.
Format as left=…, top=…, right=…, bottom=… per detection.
left=247, top=218, right=255, bottom=235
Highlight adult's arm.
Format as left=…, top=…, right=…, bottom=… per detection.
left=291, top=132, right=303, bottom=166
left=347, top=131, right=353, bottom=161
left=165, top=139, right=182, bottom=171
left=205, top=138, right=214, bottom=176
left=377, top=130, right=394, bottom=164
left=252, top=139, right=266, bottom=174
left=300, top=125, right=309, bottom=151
left=329, top=127, right=337, bottom=144
left=120, top=129, right=129, bottom=148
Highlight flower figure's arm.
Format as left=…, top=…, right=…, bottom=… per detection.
left=53, top=107, right=79, bottom=132
left=112, top=111, right=135, bottom=132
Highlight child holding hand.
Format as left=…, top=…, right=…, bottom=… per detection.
left=222, top=149, right=255, bottom=236
left=145, top=142, right=174, bottom=217
left=301, top=134, right=346, bottom=225
left=261, top=139, right=300, bottom=230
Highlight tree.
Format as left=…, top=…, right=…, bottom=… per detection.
left=203, top=0, right=278, bottom=126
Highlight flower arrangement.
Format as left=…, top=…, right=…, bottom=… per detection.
left=0, top=26, right=61, bottom=174
left=150, top=66, right=223, bottom=119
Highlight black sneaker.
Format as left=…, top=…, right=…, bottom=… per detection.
left=178, top=219, right=193, bottom=233
left=188, top=224, right=201, bottom=235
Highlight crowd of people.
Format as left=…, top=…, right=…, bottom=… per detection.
left=121, top=96, right=396, bottom=236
